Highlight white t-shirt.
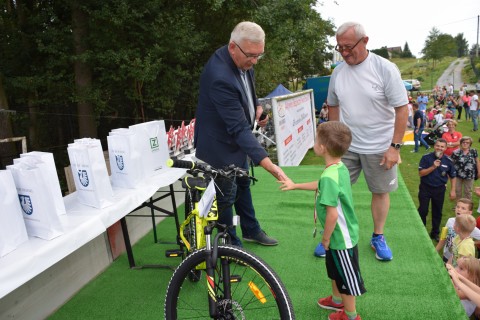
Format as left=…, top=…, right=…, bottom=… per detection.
left=327, top=52, right=408, bottom=154
left=471, top=94, right=479, bottom=111
left=434, top=113, right=444, bottom=125
left=442, top=217, right=480, bottom=261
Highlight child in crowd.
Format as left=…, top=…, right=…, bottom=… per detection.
left=426, top=108, right=435, bottom=128
left=434, top=109, right=444, bottom=128
left=319, top=102, right=329, bottom=123
left=279, top=121, right=366, bottom=320
left=447, top=213, right=477, bottom=266
left=451, top=256, right=480, bottom=317
left=436, top=199, right=480, bottom=263
left=448, top=262, right=480, bottom=317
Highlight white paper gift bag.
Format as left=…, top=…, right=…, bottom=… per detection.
left=129, top=120, right=169, bottom=175
left=107, top=129, right=143, bottom=188
left=0, top=170, right=29, bottom=256
left=68, top=139, right=114, bottom=208
left=6, top=163, right=64, bottom=240
left=18, top=151, right=66, bottom=216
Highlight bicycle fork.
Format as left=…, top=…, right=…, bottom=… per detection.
left=204, top=224, right=233, bottom=318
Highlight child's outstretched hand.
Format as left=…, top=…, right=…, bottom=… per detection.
left=278, top=179, right=295, bottom=191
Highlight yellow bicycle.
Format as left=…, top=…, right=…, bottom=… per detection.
left=164, top=159, right=295, bottom=319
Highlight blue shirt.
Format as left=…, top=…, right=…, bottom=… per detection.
left=419, top=152, right=456, bottom=187
left=417, top=96, right=428, bottom=111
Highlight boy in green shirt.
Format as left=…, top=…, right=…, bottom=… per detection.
left=280, top=121, right=366, bottom=320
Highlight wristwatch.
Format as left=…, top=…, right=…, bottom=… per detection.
left=390, top=143, right=402, bottom=150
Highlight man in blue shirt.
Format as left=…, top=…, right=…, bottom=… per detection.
left=417, top=92, right=428, bottom=112
left=418, top=138, right=456, bottom=241
left=411, top=103, right=430, bottom=153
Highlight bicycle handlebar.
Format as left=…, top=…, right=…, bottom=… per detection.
left=167, top=158, right=252, bottom=180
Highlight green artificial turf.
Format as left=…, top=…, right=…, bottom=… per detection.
left=49, top=166, right=467, bottom=320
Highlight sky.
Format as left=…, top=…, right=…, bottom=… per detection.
left=315, top=0, right=480, bottom=57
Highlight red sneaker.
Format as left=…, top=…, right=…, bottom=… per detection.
left=328, top=310, right=361, bottom=320
left=317, top=296, right=344, bottom=311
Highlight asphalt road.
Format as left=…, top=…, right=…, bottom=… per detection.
left=436, top=57, right=475, bottom=90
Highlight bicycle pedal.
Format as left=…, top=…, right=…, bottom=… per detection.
left=229, top=275, right=242, bottom=283
left=165, top=249, right=183, bottom=257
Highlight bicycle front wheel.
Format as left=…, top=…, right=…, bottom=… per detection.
left=164, top=245, right=295, bottom=319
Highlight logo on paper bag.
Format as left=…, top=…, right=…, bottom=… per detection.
left=18, top=194, right=33, bottom=215
left=115, top=155, right=125, bottom=170
left=78, top=169, right=90, bottom=187
left=150, top=137, right=159, bottom=150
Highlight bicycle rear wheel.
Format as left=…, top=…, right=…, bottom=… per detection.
left=164, top=245, right=295, bottom=319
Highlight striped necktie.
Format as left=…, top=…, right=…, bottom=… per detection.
left=241, top=71, right=255, bottom=124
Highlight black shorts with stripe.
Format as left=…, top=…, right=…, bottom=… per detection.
left=326, top=245, right=366, bottom=296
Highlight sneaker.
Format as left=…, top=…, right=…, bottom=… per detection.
left=410, top=150, right=418, bottom=153
left=314, top=242, right=326, bottom=257
left=243, top=230, right=278, bottom=246
left=317, top=296, right=344, bottom=311
left=370, top=235, right=393, bottom=261
left=425, top=146, right=431, bottom=151
left=328, top=310, right=361, bottom=320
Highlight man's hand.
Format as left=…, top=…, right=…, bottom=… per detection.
left=255, top=106, right=268, bottom=128
left=449, top=189, right=456, bottom=201
left=380, top=147, right=400, bottom=170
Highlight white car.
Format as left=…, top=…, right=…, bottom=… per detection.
left=403, top=79, right=421, bottom=91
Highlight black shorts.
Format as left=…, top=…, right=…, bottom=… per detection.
left=326, top=245, right=366, bottom=296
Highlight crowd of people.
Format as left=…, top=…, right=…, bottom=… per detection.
left=404, top=86, right=480, bottom=317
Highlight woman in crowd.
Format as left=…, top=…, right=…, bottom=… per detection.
left=451, top=136, right=480, bottom=201
left=442, top=120, right=462, bottom=157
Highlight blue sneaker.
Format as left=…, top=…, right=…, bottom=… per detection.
left=314, top=242, right=326, bottom=258
left=370, top=235, right=393, bottom=261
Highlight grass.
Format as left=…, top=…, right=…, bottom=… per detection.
left=392, top=56, right=458, bottom=91
left=49, top=166, right=467, bottom=320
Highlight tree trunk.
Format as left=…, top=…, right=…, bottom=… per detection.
left=0, top=75, right=18, bottom=167
left=72, top=3, right=96, bottom=138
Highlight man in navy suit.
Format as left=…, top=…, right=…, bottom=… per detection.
left=194, top=21, right=288, bottom=247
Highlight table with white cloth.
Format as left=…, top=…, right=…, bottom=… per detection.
left=0, top=166, right=187, bottom=299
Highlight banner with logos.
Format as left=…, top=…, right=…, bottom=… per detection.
left=271, top=90, right=316, bottom=166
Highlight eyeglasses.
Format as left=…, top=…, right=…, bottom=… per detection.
left=335, top=37, right=364, bottom=53
left=233, top=41, right=265, bottom=59
left=462, top=141, right=471, bottom=144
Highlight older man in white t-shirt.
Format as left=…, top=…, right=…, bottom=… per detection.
left=326, top=22, right=408, bottom=262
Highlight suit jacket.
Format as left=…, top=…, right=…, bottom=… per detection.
left=194, top=45, right=268, bottom=169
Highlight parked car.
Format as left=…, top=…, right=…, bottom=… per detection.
left=403, top=79, right=421, bottom=91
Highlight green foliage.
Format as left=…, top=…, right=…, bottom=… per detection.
left=454, top=33, right=469, bottom=57
left=2, top=0, right=335, bottom=141
left=254, top=0, right=335, bottom=95
left=371, top=47, right=389, bottom=60
left=422, top=27, right=457, bottom=68
left=401, top=42, right=414, bottom=58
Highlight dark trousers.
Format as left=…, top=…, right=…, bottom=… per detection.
left=216, top=175, right=261, bottom=246
left=418, top=183, right=446, bottom=236
left=457, top=106, right=463, bottom=120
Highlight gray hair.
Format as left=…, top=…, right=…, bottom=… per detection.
left=230, top=21, right=265, bottom=44
left=336, top=22, right=366, bottom=38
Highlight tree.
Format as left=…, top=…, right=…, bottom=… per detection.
left=254, top=0, right=334, bottom=94
left=422, top=27, right=457, bottom=68
left=454, top=33, right=469, bottom=57
left=0, top=0, right=334, bottom=167
left=371, top=47, right=389, bottom=59
left=401, top=42, right=413, bottom=58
